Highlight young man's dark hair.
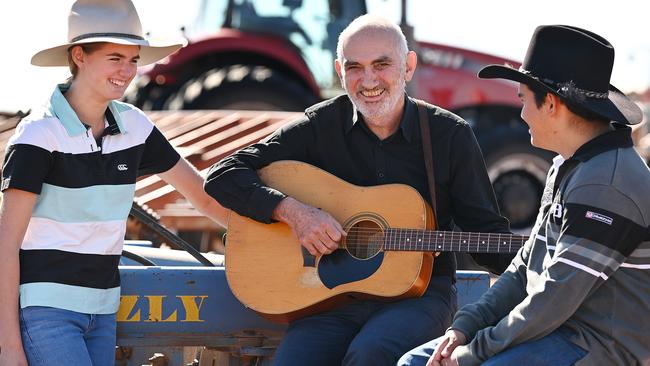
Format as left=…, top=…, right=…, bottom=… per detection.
left=529, top=83, right=610, bottom=123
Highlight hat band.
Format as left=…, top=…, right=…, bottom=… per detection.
left=70, top=32, right=144, bottom=43
left=519, top=68, right=609, bottom=99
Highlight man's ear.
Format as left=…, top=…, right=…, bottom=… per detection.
left=546, top=93, right=560, bottom=113
left=405, top=51, right=417, bottom=81
left=334, top=58, right=344, bottom=87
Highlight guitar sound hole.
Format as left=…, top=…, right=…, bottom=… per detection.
left=345, top=220, right=384, bottom=260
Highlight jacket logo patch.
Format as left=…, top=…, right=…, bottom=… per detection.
left=585, top=211, right=613, bottom=225
left=117, top=164, right=128, bottom=171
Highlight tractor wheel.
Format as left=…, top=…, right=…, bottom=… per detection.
left=165, top=64, right=317, bottom=111
left=485, top=147, right=551, bottom=230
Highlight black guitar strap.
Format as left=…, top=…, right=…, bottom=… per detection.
left=415, top=99, right=438, bottom=224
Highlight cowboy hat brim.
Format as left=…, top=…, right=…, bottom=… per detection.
left=31, top=37, right=186, bottom=67
left=478, top=64, right=643, bottom=125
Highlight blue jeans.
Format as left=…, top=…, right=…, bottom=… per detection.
left=19, top=306, right=116, bottom=366
left=272, top=276, right=457, bottom=366
left=398, top=327, right=587, bottom=366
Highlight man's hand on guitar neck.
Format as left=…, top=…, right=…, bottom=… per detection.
left=273, top=197, right=347, bottom=256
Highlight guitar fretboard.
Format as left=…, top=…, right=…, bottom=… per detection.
left=383, top=229, right=526, bottom=253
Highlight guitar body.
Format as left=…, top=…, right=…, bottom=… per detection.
left=225, top=161, right=434, bottom=322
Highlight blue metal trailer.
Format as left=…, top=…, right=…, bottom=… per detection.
left=116, top=245, right=490, bottom=365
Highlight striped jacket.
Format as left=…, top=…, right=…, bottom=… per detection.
left=451, top=126, right=650, bottom=365
left=1, top=84, right=179, bottom=314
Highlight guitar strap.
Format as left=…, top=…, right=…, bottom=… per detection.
left=415, top=99, right=438, bottom=224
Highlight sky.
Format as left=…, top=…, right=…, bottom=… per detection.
left=1, top=0, right=648, bottom=113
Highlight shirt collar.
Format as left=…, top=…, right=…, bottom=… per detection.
left=570, top=124, right=633, bottom=162
left=345, top=94, right=417, bottom=142
left=48, top=83, right=127, bottom=137
left=552, top=155, right=565, bottom=170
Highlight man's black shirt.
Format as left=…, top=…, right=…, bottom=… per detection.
left=205, top=94, right=512, bottom=275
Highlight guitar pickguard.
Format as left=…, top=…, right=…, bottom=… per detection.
left=318, top=250, right=384, bottom=289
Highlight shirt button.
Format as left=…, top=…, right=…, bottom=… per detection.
left=378, top=172, right=385, bottom=178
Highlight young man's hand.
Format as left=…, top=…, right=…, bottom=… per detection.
left=427, top=329, right=467, bottom=366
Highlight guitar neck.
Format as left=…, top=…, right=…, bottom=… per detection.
left=383, top=229, right=527, bottom=253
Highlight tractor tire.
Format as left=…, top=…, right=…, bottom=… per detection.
left=485, top=146, right=552, bottom=230
left=164, top=64, right=317, bottom=111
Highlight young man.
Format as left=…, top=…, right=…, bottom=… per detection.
left=399, top=25, right=650, bottom=366
left=205, top=15, right=511, bottom=366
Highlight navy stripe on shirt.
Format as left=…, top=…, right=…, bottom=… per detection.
left=562, top=203, right=646, bottom=257
left=19, top=249, right=121, bottom=289
left=2, top=144, right=53, bottom=194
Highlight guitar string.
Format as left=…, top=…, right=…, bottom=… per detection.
left=343, top=228, right=526, bottom=242
left=344, top=228, right=526, bottom=239
left=341, top=243, right=523, bottom=251
left=341, top=228, right=525, bottom=253
left=342, top=242, right=524, bottom=251
left=344, top=227, right=527, bottom=236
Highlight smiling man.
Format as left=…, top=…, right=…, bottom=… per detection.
left=205, top=15, right=512, bottom=365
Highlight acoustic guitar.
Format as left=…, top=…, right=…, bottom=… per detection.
left=225, top=161, right=527, bottom=322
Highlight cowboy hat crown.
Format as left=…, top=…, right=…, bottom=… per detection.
left=478, top=25, right=642, bottom=125
left=31, top=0, right=186, bottom=67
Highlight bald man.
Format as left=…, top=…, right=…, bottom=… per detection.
left=205, top=15, right=511, bottom=365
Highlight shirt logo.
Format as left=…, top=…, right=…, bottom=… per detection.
left=551, top=203, right=563, bottom=218
left=117, top=164, right=128, bottom=171
left=585, top=211, right=613, bottom=225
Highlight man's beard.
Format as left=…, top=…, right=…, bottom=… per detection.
left=349, top=78, right=405, bottom=121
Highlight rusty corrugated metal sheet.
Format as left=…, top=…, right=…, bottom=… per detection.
left=144, top=110, right=300, bottom=238
left=0, top=109, right=301, bottom=234
left=140, top=110, right=300, bottom=207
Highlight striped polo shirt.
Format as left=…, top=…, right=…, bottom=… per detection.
left=1, top=84, right=179, bottom=314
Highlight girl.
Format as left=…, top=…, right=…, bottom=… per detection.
left=0, top=1, right=228, bottom=365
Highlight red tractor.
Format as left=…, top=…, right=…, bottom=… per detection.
left=125, top=0, right=553, bottom=230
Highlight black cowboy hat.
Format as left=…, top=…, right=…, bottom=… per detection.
left=478, top=25, right=642, bottom=125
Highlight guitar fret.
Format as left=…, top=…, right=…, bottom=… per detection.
left=405, top=229, right=409, bottom=250
left=386, top=229, right=391, bottom=250
left=396, top=229, right=400, bottom=251
left=397, top=230, right=403, bottom=250
left=423, top=230, right=427, bottom=251
left=414, top=230, right=418, bottom=250
left=469, top=233, right=478, bottom=252
left=404, top=229, right=413, bottom=249
left=395, top=229, right=398, bottom=251
left=393, top=229, right=397, bottom=251
left=442, top=231, right=446, bottom=251
left=509, top=234, right=512, bottom=253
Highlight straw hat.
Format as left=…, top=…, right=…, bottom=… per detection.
left=31, top=0, right=186, bottom=67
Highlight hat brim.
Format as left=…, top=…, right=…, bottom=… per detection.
left=478, top=64, right=643, bottom=125
left=31, top=36, right=186, bottom=67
